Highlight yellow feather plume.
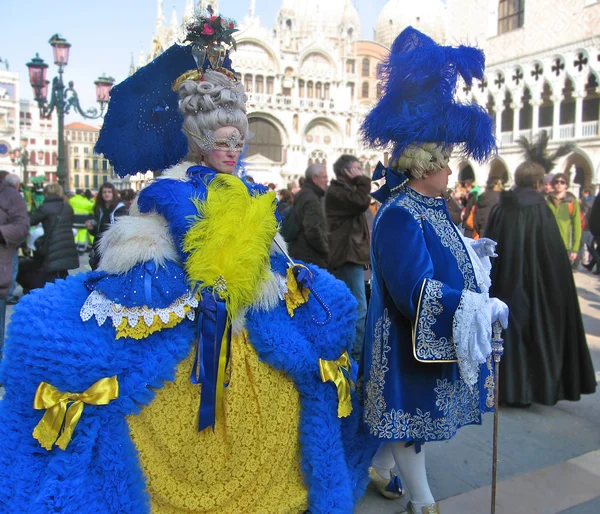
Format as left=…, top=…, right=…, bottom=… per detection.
left=183, top=174, right=279, bottom=319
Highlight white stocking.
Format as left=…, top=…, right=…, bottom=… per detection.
left=390, top=443, right=435, bottom=507
left=371, top=443, right=396, bottom=478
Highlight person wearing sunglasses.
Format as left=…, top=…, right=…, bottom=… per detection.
left=546, top=172, right=582, bottom=266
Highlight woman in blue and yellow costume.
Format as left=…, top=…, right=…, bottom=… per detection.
left=359, top=28, right=510, bottom=514
left=0, top=12, right=376, bottom=514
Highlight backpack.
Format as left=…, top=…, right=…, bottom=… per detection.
left=279, top=205, right=300, bottom=244
left=567, top=200, right=585, bottom=231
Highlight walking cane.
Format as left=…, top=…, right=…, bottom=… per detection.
left=490, top=321, right=505, bottom=514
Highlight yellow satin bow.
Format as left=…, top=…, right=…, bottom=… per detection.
left=319, top=351, right=354, bottom=418
left=32, top=376, right=119, bottom=451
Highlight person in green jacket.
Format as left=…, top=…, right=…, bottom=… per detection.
left=546, top=173, right=581, bottom=264
left=69, top=188, right=95, bottom=252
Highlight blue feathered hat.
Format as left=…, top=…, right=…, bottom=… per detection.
left=360, top=27, right=496, bottom=163
left=96, top=9, right=240, bottom=178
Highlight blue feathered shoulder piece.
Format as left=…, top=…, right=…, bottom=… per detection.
left=360, top=27, right=496, bottom=162
left=95, top=44, right=194, bottom=177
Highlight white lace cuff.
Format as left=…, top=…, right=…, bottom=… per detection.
left=452, top=290, right=492, bottom=388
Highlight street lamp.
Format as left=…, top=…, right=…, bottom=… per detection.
left=26, top=34, right=114, bottom=189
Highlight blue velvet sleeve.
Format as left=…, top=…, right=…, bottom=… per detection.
left=373, top=205, right=462, bottom=361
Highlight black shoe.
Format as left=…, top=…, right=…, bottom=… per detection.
left=582, top=262, right=595, bottom=271
left=6, top=296, right=19, bottom=305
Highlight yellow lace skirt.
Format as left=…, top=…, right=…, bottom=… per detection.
left=127, top=331, right=308, bottom=513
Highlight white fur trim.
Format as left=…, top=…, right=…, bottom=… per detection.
left=97, top=213, right=180, bottom=274
left=159, top=161, right=195, bottom=181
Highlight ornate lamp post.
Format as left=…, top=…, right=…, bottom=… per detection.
left=26, top=34, right=114, bottom=189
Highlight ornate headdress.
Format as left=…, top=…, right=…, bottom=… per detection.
left=95, top=7, right=241, bottom=177
left=360, top=28, right=496, bottom=170
left=171, top=6, right=239, bottom=91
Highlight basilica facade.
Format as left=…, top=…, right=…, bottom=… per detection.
left=138, top=0, right=600, bottom=190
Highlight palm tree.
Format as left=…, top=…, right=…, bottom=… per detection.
left=516, top=130, right=574, bottom=173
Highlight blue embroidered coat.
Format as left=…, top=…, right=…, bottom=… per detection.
left=0, top=166, right=377, bottom=513
left=363, top=174, right=495, bottom=443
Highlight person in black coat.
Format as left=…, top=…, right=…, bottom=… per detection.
left=485, top=161, right=596, bottom=406
left=583, top=190, right=600, bottom=273
left=22, top=182, right=79, bottom=291
left=473, top=178, right=503, bottom=238
left=289, top=164, right=329, bottom=268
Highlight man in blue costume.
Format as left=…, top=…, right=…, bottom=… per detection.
left=359, top=28, right=509, bottom=513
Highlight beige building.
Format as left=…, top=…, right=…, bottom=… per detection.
left=135, top=0, right=600, bottom=190
left=446, top=0, right=600, bottom=189
left=135, top=0, right=389, bottom=187
left=65, top=122, right=115, bottom=191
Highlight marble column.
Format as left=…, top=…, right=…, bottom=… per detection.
left=512, top=101, right=522, bottom=141
left=574, top=91, right=584, bottom=138
left=531, top=98, right=542, bottom=136
left=552, top=94, right=562, bottom=140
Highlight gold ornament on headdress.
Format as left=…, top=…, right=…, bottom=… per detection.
left=171, top=9, right=239, bottom=92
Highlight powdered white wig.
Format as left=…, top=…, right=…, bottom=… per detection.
left=392, top=143, right=453, bottom=179
left=177, top=70, right=248, bottom=160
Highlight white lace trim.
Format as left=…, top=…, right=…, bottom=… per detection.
left=80, top=290, right=198, bottom=328
left=452, top=290, right=492, bottom=388
left=458, top=231, right=491, bottom=294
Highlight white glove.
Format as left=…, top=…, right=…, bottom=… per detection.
left=470, top=238, right=498, bottom=258
left=488, top=297, right=509, bottom=329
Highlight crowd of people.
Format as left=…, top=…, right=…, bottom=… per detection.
left=0, top=18, right=596, bottom=514
left=0, top=172, right=137, bottom=308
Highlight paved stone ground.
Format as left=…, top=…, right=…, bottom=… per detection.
left=2, top=260, right=599, bottom=513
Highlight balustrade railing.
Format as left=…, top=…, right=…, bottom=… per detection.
left=500, top=132, right=513, bottom=146
left=559, top=124, right=575, bottom=139
left=582, top=121, right=599, bottom=138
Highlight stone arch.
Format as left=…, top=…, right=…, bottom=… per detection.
left=247, top=112, right=289, bottom=145
left=304, top=117, right=342, bottom=142
left=562, top=148, right=594, bottom=188
left=246, top=113, right=286, bottom=163
left=457, top=162, right=475, bottom=183
left=298, top=49, right=336, bottom=71
left=488, top=157, right=510, bottom=184
left=235, top=38, right=281, bottom=74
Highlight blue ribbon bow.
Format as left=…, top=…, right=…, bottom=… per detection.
left=190, top=289, right=230, bottom=432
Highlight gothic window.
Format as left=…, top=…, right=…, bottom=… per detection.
left=316, top=82, right=322, bottom=99
left=324, top=83, right=330, bottom=99
left=244, top=74, right=253, bottom=92
left=267, top=77, right=274, bottom=95
left=346, top=60, right=355, bottom=74
left=307, top=81, right=314, bottom=98
left=299, top=80, right=305, bottom=97
left=247, top=118, right=282, bottom=162
left=362, top=58, right=370, bottom=77
left=45, top=152, right=50, bottom=166
left=256, top=75, right=264, bottom=94
left=362, top=82, right=369, bottom=98
left=348, top=82, right=355, bottom=100
left=498, top=0, right=524, bottom=35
